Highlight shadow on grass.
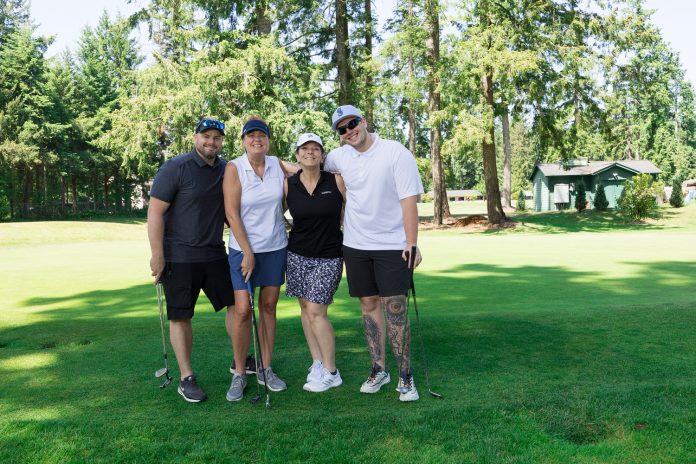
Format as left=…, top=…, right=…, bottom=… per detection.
left=2, top=259, right=696, bottom=461
left=498, top=208, right=676, bottom=234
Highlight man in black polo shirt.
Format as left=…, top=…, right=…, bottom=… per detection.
left=148, top=117, right=235, bottom=403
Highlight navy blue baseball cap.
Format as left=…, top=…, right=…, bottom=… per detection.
left=241, top=119, right=270, bottom=138
left=195, top=118, right=225, bottom=135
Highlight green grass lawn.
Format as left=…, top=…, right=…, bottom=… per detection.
left=2, top=204, right=695, bottom=463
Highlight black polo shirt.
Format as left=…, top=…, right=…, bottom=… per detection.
left=150, top=151, right=227, bottom=263
left=287, top=170, right=343, bottom=258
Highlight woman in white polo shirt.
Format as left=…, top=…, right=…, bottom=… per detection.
left=223, top=116, right=288, bottom=402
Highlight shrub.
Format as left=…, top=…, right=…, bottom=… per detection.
left=669, top=177, right=684, bottom=208
left=420, top=192, right=433, bottom=203
left=516, top=189, right=526, bottom=211
left=594, top=183, right=609, bottom=211
left=574, top=182, right=587, bottom=212
left=617, top=174, right=658, bottom=221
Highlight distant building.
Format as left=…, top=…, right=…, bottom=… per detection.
left=427, top=190, right=483, bottom=201
left=529, top=159, right=661, bottom=212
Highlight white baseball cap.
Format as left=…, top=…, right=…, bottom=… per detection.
left=296, top=133, right=324, bottom=150
left=331, top=105, right=362, bottom=130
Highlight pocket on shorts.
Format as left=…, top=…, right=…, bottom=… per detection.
left=166, top=283, right=194, bottom=309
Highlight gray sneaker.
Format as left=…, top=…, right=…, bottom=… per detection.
left=257, top=366, right=287, bottom=392
left=226, top=373, right=247, bottom=401
left=178, top=375, right=208, bottom=403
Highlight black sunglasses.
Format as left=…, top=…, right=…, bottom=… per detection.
left=336, top=117, right=362, bottom=135
left=196, top=119, right=225, bottom=133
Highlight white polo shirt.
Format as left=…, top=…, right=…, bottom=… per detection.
left=324, top=133, right=424, bottom=250
left=228, top=154, right=288, bottom=253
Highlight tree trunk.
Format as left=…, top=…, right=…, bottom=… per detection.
left=481, top=72, right=507, bottom=224
left=22, top=165, right=32, bottom=218
left=255, top=0, right=271, bottom=35
left=425, top=0, right=450, bottom=225
left=71, top=176, right=78, bottom=211
left=407, top=0, right=417, bottom=156
left=336, top=0, right=350, bottom=105
left=363, top=0, right=374, bottom=128
left=103, top=175, right=110, bottom=212
left=501, top=106, right=512, bottom=208
left=408, top=103, right=417, bottom=156
left=60, top=176, right=66, bottom=210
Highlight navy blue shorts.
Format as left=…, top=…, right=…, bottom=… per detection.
left=228, top=247, right=287, bottom=290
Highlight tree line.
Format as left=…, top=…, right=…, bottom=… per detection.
left=1, top=0, right=694, bottom=223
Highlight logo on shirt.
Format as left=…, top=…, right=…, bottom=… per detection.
left=320, top=190, right=332, bottom=195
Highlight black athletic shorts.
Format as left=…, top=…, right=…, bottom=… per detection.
left=161, top=258, right=235, bottom=320
left=342, top=246, right=409, bottom=298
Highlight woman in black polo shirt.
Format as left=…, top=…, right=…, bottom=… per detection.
left=284, top=133, right=346, bottom=393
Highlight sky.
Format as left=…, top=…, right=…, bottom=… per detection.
left=28, top=0, right=696, bottom=88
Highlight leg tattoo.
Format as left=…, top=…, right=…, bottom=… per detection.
left=363, top=314, right=382, bottom=366
left=382, top=295, right=411, bottom=376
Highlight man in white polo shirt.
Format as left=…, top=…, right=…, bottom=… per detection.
left=325, top=104, right=424, bottom=402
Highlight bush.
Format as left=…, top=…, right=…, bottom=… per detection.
left=669, top=177, right=684, bottom=208
left=575, top=182, right=587, bottom=212
left=594, top=183, right=609, bottom=211
left=420, top=192, right=433, bottom=203
left=516, top=189, right=526, bottom=211
left=617, top=174, right=658, bottom=221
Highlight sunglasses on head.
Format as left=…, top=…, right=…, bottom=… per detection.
left=336, top=117, right=362, bottom=135
left=196, top=119, right=225, bottom=133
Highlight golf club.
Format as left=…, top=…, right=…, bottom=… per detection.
left=408, top=245, right=443, bottom=399
left=247, top=280, right=271, bottom=408
left=154, top=282, right=173, bottom=389
left=398, top=246, right=443, bottom=399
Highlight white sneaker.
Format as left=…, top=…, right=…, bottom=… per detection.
left=359, top=365, right=391, bottom=393
left=398, top=374, right=419, bottom=402
left=304, top=368, right=343, bottom=392
left=306, top=360, right=323, bottom=384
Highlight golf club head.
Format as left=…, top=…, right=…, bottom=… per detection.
left=159, top=376, right=172, bottom=389
left=429, top=389, right=444, bottom=399
left=251, top=394, right=261, bottom=405
left=264, top=396, right=271, bottom=408
left=155, top=367, right=168, bottom=378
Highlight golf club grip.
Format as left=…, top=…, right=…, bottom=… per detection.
left=408, top=245, right=417, bottom=270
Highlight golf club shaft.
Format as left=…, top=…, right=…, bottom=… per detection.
left=247, top=281, right=271, bottom=406
left=408, top=246, right=443, bottom=399
left=156, top=282, right=172, bottom=388
left=397, top=247, right=417, bottom=388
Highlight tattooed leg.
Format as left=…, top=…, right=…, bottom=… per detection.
left=382, top=295, right=411, bottom=377
left=360, top=295, right=385, bottom=369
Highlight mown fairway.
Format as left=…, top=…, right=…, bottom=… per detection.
left=1, top=205, right=695, bottom=463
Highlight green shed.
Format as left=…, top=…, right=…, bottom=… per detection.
left=529, top=159, right=661, bottom=212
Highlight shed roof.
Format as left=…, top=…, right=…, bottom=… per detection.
left=529, top=160, right=661, bottom=180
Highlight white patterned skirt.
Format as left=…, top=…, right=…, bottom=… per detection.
left=285, top=251, right=343, bottom=305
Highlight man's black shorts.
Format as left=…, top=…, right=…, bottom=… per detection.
left=342, top=246, right=409, bottom=297
left=161, top=258, right=234, bottom=320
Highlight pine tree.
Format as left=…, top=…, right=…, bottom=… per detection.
left=516, top=189, right=526, bottom=211
left=575, top=181, right=587, bottom=212
left=669, top=177, right=684, bottom=208
left=594, top=183, right=609, bottom=211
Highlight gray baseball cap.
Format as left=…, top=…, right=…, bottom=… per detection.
left=331, top=105, right=362, bottom=130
